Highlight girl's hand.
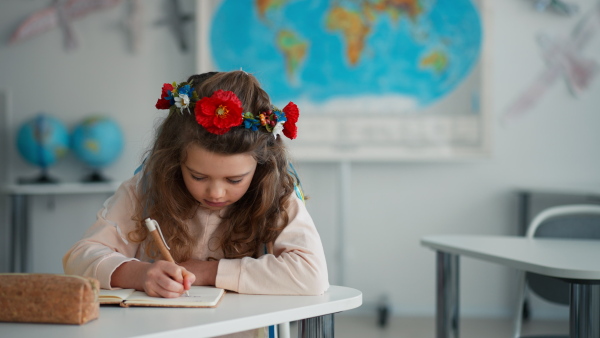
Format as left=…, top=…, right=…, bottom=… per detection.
left=142, top=260, right=196, bottom=298
left=112, top=260, right=196, bottom=298
left=179, top=259, right=219, bottom=286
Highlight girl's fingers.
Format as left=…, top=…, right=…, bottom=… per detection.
left=164, top=265, right=184, bottom=283
left=144, top=261, right=190, bottom=297
left=164, top=265, right=196, bottom=293
left=182, top=269, right=196, bottom=290
left=146, top=283, right=183, bottom=298
left=160, top=262, right=196, bottom=291
left=146, top=275, right=185, bottom=298
left=156, top=284, right=185, bottom=298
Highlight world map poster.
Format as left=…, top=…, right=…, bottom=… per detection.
left=198, top=0, right=489, bottom=160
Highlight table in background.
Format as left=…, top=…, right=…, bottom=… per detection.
left=1, top=182, right=120, bottom=272
left=0, top=285, right=362, bottom=338
left=421, top=234, right=600, bottom=338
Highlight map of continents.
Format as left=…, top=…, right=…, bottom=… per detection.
left=210, top=0, right=482, bottom=114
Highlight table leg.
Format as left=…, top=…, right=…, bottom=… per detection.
left=570, top=283, right=600, bottom=338
left=9, top=194, right=28, bottom=273
left=298, top=313, right=334, bottom=338
left=437, top=251, right=459, bottom=338
left=9, top=194, right=16, bottom=272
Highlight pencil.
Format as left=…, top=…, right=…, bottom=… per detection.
left=145, top=218, right=190, bottom=297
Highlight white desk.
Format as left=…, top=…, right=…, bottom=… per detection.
left=1, top=182, right=121, bottom=272
left=0, top=285, right=362, bottom=338
left=421, top=235, right=600, bottom=338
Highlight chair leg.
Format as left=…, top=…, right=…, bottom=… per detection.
left=513, top=270, right=526, bottom=338
left=522, top=300, right=530, bottom=321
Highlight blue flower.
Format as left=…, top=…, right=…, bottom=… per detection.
left=242, top=112, right=261, bottom=131
left=178, top=84, right=193, bottom=98
left=273, top=109, right=287, bottom=123
left=164, top=91, right=174, bottom=103
left=243, top=119, right=260, bottom=131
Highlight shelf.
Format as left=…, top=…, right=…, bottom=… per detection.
left=1, top=181, right=122, bottom=195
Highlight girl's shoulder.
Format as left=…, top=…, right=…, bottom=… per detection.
left=284, top=190, right=308, bottom=216
left=110, top=172, right=144, bottom=201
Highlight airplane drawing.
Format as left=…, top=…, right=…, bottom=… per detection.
left=531, top=0, right=579, bottom=15
left=501, top=2, right=600, bottom=124
left=156, top=0, right=194, bottom=52
left=9, top=0, right=122, bottom=50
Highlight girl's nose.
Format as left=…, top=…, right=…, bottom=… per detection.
left=206, top=183, right=225, bottom=200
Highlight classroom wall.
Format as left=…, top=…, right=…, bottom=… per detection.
left=1, top=0, right=599, bottom=320
left=0, top=0, right=197, bottom=276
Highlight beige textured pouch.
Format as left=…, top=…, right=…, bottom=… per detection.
left=0, top=273, right=100, bottom=325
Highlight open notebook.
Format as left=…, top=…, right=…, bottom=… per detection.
left=99, top=286, right=225, bottom=308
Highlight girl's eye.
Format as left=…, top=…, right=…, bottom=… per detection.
left=228, top=178, right=243, bottom=184
left=191, top=175, right=206, bottom=181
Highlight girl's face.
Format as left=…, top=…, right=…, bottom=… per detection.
left=181, top=144, right=257, bottom=211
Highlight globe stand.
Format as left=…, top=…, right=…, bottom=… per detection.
left=18, top=168, right=58, bottom=184
left=82, top=169, right=110, bottom=183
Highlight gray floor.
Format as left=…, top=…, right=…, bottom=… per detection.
left=291, top=315, right=568, bottom=338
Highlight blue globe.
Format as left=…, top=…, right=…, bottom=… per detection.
left=71, top=116, right=124, bottom=170
left=16, top=114, right=69, bottom=169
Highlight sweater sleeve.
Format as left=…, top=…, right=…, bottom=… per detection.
left=62, top=177, right=141, bottom=289
left=215, top=194, right=330, bottom=295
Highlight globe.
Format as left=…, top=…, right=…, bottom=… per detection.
left=71, top=116, right=124, bottom=182
left=16, top=113, right=69, bottom=183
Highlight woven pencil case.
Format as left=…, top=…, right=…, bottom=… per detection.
left=0, top=273, right=100, bottom=325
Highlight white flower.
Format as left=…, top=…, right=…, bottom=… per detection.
left=272, top=121, right=285, bottom=139
left=174, top=94, right=190, bottom=113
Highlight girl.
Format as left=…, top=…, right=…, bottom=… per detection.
left=63, top=71, right=329, bottom=306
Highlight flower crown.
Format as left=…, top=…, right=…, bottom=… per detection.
left=155, top=81, right=299, bottom=139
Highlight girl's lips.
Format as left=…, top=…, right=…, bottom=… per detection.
left=204, top=200, right=228, bottom=208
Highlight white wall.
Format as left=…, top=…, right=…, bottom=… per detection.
left=292, top=0, right=600, bottom=319
left=1, top=0, right=599, bottom=320
left=0, top=0, right=197, bottom=270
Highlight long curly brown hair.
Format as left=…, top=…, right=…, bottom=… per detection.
left=129, top=71, right=299, bottom=261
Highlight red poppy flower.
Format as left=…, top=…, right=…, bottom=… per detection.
left=282, top=102, right=299, bottom=140
left=195, top=90, right=244, bottom=135
left=155, top=83, right=174, bottom=109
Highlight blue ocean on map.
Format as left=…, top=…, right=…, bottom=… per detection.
left=210, top=0, right=482, bottom=113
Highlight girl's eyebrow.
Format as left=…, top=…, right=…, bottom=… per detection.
left=185, top=166, right=252, bottom=178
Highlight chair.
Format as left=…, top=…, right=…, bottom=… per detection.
left=512, top=204, right=600, bottom=338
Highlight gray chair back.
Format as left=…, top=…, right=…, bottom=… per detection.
left=527, top=213, right=600, bottom=305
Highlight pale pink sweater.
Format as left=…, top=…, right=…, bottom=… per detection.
left=63, top=174, right=329, bottom=296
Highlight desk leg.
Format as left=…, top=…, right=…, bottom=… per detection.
left=570, top=283, right=600, bottom=338
left=9, top=194, right=28, bottom=273
left=437, top=251, right=459, bottom=338
left=298, top=313, right=334, bottom=338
